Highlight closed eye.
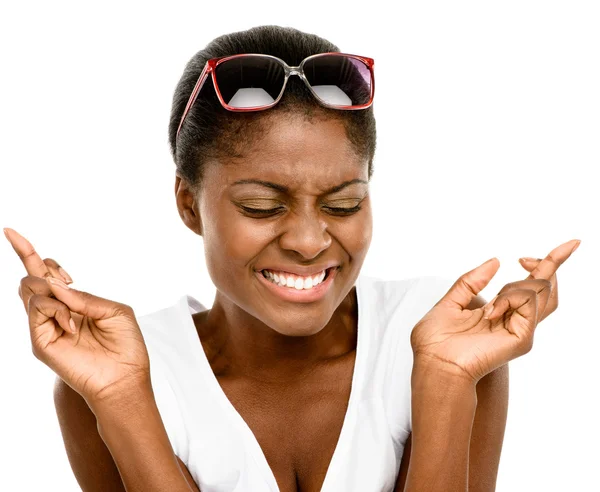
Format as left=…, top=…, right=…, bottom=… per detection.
left=238, top=204, right=363, bottom=218
left=239, top=205, right=285, bottom=216
left=323, top=205, right=362, bottom=215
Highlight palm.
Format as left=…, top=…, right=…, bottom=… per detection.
left=412, top=305, right=533, bottom=383
left=38, top=310, right=149, bottom=402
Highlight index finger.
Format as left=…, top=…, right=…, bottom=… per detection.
left=4, top=228, right=51, bottom=279
left=527, top=238, right=580, bottom=281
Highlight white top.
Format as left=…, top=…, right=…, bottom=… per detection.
left=137, top=274, right=454, bottom=492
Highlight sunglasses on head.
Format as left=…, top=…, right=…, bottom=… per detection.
left=176, top=52, right=375, bottom=138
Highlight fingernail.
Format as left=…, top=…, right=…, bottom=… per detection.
left=69, top=318, right=77, bottom=334
left=483, top=295, right=498, bottom=319
left=58, top=267, right=73, bottom=284
left=483, top=304, right=494, bottom=319
left=47, top=276, right=70, bottom=289
left=519, top=257, right=538, bottom=263
left=571, top=240, right=581, bottom=254
left=481, top=257, right=497, bottom=267
left=3, top=228, right=9, bottom=240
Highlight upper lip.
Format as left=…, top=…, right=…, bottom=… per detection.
left=258, top=262, right=339, bottom=277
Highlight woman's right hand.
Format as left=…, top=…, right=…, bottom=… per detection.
left=6, top=228, right=151, bottom=410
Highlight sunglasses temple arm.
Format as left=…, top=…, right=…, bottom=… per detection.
left=176, top=63, right=211, bottom=138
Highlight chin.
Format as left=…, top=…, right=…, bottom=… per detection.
left=265, top=315, right=331, bottom=337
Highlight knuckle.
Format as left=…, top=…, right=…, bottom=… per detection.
left=28, top=293, right=41, bottom=309
left=521, top=337, right=534, bottom=355
left=500, top=281, right=517, bottom=293
left=43, top=257, right=56, bottom=266
left=60, top=303, right=71, bottom=318
left=458, top=277, right=470, bottom=292
left=537, top=279, right=553, bottom=291
left=20, top=275, right=44, bottom=292
left=527, top=337, right=535, bottom=352
left=115, top=303, right=134, bottom=317
left=20, top=275, right=33, bottom=289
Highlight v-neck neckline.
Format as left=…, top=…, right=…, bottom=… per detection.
left=179, top=277, right=366, bottom=492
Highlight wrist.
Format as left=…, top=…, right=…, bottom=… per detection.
left=412, top=355, right=478, bottom=393
left=87, top=376, right=155, bottom=423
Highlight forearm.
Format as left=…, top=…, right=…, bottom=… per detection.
left=91, top=382, right=193, bottom=492
left=403, top=360, right=478, bottom=492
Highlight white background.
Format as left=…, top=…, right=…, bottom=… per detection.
left=1, top=1, right=598, bottom=490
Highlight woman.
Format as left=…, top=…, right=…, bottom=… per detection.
left=6, top=25, right=579, bottom=491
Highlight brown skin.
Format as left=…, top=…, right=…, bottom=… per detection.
left=9, top=110, right=575, bottom=489
left=175, top=114, right=370, bottom=488
left=10, top=113, right=509, bottom=492
left=172, top=113, right=520, bottom=490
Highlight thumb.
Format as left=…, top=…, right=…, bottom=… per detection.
left=439, top=257, right=500, bottom=310
left=45, top=277, right=130, bottom=322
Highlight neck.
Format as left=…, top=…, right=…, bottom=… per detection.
left=194, top=287, right=358, bottom=384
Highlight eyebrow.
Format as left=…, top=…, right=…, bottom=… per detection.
left=231, top=178, right=368, bottom=194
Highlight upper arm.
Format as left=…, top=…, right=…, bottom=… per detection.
left=394, top=294, right=509, bottom=492
left=54, top=376, right=201, bottom=492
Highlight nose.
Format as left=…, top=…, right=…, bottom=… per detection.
left=278, top=208, right=332, bottom=260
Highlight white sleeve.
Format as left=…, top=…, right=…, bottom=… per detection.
left=138, top=315, right=190, bottom=461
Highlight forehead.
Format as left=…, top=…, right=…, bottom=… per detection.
left=205, top=115, right=368, bottom=194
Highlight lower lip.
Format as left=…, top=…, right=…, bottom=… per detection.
left=255, top=267, right=337, bottom=303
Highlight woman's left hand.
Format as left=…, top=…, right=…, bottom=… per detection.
left=410, top=239, right=580, bottom=384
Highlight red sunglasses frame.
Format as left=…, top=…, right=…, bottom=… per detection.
left=176, top=52, right=375, bottom=138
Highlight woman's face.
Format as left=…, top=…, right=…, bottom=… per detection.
left=179, top=114, right=372, bottom=336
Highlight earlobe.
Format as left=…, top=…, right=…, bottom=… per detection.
left=175, top=174, right=203, bottom=236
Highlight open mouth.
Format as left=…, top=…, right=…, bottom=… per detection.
left=260, top=267, right=334, bottom=291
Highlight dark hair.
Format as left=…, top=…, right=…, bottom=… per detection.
left=168, top=25, right=377, bottom=193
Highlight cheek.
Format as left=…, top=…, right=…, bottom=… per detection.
left=338, top=207, right=373, bottom=260
left=203, top=205, right=373, bottom=281
left=203, top=212, right=274, bottom=275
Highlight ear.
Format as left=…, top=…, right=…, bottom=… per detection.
left=175, top=173, right=203, bottom=236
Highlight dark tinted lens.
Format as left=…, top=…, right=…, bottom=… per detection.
left=215, top=56, right=285, bottom=108
left=303, top=55, right=372, bottom=106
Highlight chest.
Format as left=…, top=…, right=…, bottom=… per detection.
left=215, top=354, right=356, bottom=492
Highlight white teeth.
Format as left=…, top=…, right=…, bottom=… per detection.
left=262, top=268, right=330, bottom=290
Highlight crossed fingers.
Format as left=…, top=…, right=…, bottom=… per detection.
left=493, top=239, right=580, bottom=324
left=4, top=228, right=73, bottom=312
